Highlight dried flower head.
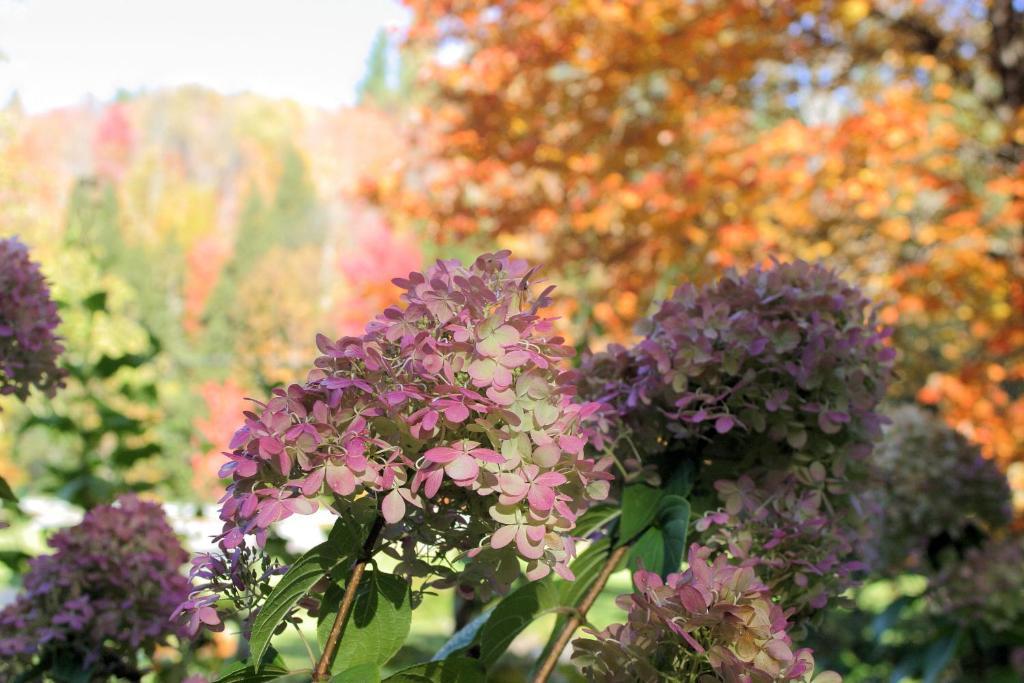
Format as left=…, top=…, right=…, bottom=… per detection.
left=572, top=544, right=840, bottom=683
left=866, top=404, right=1012, bottom=573
left=0, top=496, right=189, bottom=678
left=0, top=237, right=66, bottom=403
left=184, top=252, right=611, bottom=632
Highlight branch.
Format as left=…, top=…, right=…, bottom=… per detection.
left=312, top=512, right=385, bottom=681
left=532, top=544, right=629, bottom=683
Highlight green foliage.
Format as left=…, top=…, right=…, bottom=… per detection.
left=12, top=260, right=179, bottom=507
left=357, top=29, right=422, bottom=109
left=249, top=522, right=362, bottom=670
left=357, top=31, right=392, bottom=105
left=384, top=657, right=485, bottom=682
left=317, top=571, right=412, bottom=674
left=617, top=483, right=663, bottom=546
left=330, top=663, right=381, bottom=682
left=475, top=579, right=559, bottom=668
left=432, top=578, right=562, bottom=672
left=571, top=503, right=619, bottom=538
left=0, top=475, right=16, bottom=503
left=214, top=663, right=291, bottom=683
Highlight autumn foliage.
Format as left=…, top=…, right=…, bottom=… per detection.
left=366, top=0, right=1024, bottom=510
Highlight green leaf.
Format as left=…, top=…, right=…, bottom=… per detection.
left=617, top=483, right=663, bottom=546
left=331, top=663, right=381, bottom=683
left=213, top=664, right=290, bottom=683
left=317, top=571, right=412, bottom=673
left=559, top=539, right=618, bottom=610
left=626, top=526, right=665, bottom=574
left=18, top=414, right=77, bottom=434
left=477, top=578, right=559, bottom=667
left=384, top=658, right=485, bottom=682
left=657, top=494, right=691, bottom=577
left=662, top=461, right=695, bottom=498
left=111, top=443, right=162, bottom=468
left=81, top=291, right=107, bottom=312
left=0, top=475, right=17, bottom=503
left=432, top=608, right=491, bottom=661
left=93, top=352, right=153, bottom=378
left=571, top=503, right=619, bottom=538
left=922, top=630, right=962, bottom=683
left=249, top=521, right=361, bottom=670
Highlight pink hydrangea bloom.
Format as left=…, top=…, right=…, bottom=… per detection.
left=572, top=544, right=840, bottom=683
left=579, top=261, right=894, bottom=621
left=185, top=252, right=611, bottom=631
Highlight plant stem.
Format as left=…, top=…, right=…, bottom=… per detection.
left=294, top=620, right=317, bottom=667
left=532, top=544, right=629, bottom=683
left=312, top=512, right=385, bottom=681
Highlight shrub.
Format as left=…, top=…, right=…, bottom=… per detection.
left=927, top=533, right=1024, bottom=635
left=0, top=237, right=66, bottom=403
left=866, top=404, right=1012, bottom=574
left=0, top=496, right=189, bottom=679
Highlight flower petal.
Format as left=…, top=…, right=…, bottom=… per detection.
left=382, top=489, right=406, bottom=524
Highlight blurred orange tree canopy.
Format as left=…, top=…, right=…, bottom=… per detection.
left=365, top=0, right=1024, bottom=506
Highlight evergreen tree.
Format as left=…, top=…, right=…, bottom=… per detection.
left=356, top=30, right=392, bottom=105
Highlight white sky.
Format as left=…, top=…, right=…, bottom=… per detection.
left=0, top=0, right=411, bottom=113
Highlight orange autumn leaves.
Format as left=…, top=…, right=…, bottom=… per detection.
left=366, top=1, right=1024, bottom=508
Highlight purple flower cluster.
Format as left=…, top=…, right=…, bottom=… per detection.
left=866, top=404, right=1012, bottom=574
left=572, top=544, right=840, bottom=683
left=0, top=237, right=66, bottom=403
left=581, top=260, right=893, bottom=463
left=185, top=252, right=611, bottom=631
left=0, top=496, right=189, bottom=678
left=695, top=469, right=870, bottom=617
left=174, top=544, right=287, bottom=638
left=581, top=261, right=894, bottom=619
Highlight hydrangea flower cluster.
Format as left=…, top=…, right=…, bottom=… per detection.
left=927, top=533, right=1024, bottom=634
left=0, top=237, right=66, bottom=403
left=174, top=544, right=287, bottom=637
left=695, top=468, right=870, bottom=617
left=0, top=496, right=189, bottom=678
left=186, top=252, right=611, bottom=629
left=581, top=260, right=893, bottom=466
left=580, top=261, right=894, bottom=619
left=572, top=544, right=840, bottom=683
left=866, top=404, right=1012, bottom=573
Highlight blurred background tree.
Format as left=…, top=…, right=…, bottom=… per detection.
left=365, top=0, right=1024, bottom=509
left=0, top=84, right=422, bottom=501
